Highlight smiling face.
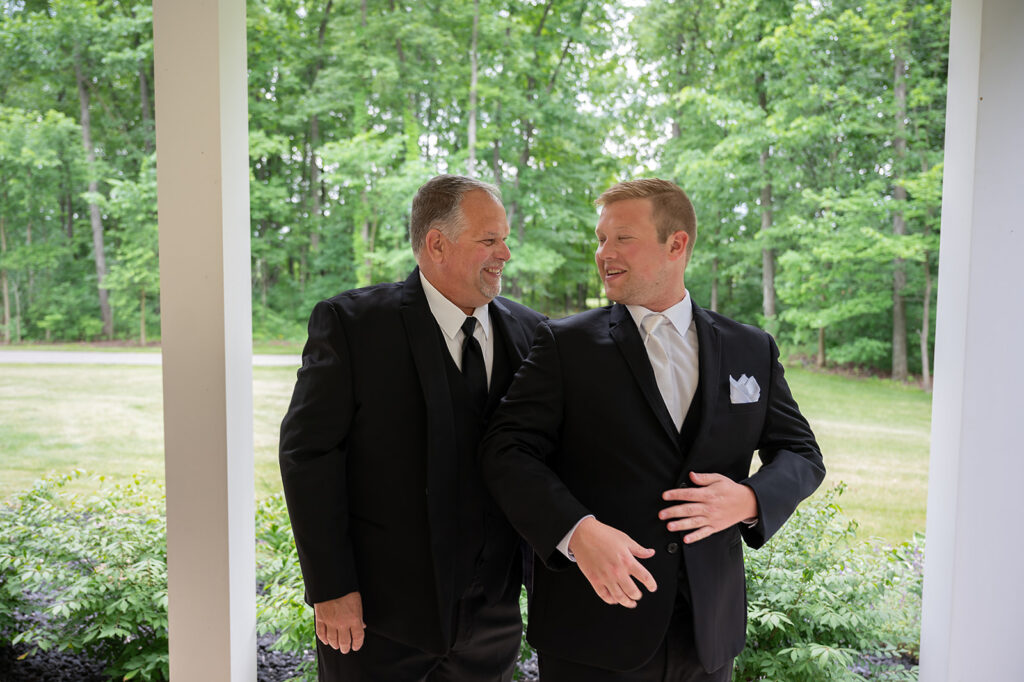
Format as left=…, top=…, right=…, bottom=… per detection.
left=423, top=189, right=511, bottom=314
left=595, top=198, right=689, bottom=312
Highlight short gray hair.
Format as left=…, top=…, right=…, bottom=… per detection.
left=410, top=175, right=502, bottom=255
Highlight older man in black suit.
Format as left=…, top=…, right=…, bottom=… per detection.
left=279, top=175, right=545, bottom=681
left=481, top=179, right=825, bottom=681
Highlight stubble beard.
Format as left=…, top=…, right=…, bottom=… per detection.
left=480, top=273, right=502, bottom=301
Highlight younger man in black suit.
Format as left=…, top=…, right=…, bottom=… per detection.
left=280, top=175, right=545, bottom=681
left=481, top=179, right=824, bottom=681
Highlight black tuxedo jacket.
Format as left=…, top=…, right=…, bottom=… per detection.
left=480, top=302, right=824, bottom=672
left=279, top=268, right=545, bottom=655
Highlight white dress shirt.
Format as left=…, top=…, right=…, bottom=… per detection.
left=420, top=271, right=494, bottom=386
left=626, top=294, right=700, bottom=430
left=557, top=293, right=700, bottom=560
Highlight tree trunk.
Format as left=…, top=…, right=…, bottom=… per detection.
left=919, top=249, right=932, bottom=392
left=1, top=211, right=9, bottom=344
left=367, top=217, right=379, bottom=284
left=308, top=0, right=333, bottom=262
left=25, top=217, right=33, bottom=301
left=919, top=156, right=935, bottom=393
left=12, top=279, right=21, bottom=343
left=817, top=327, right=826, bottom=368
left=260, top=257, right=268, bottom=309
left=710, top=256, right=719, bottom=312
left=310, top=115, right=322, bottom=257
left=759, top=164, right=775, bottom=323
left=64, top=187, right=74, bottom=237
left=492, top=66, right=504, bottom=186
left=467, top=0, right=479, bottom=176
left=139, top=63, right=154, bottom=153
left=757, top=80, right=776, bottom=333
left=139, top=289, right=147, bottom=345
left=75, top=54, right=113, bottom=339
left=891, top=56, right=908, bottom=382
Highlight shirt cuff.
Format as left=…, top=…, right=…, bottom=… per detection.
left=742, top=517, right=758, bottom=528
left=556, top=515, right=594, bottom=562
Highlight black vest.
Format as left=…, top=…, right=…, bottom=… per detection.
left=674, top=376, right=704, bottom=601
left=678, top=376, right=703, bottom=457
left=441, top=325, right=513, bottom=597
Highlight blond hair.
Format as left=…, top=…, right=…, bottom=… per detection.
left=596, top=179, right=697, bottom=257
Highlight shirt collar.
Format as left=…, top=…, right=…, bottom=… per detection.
left=626, top=290, right=693, bottom=338
left=419, top=270, right=491, bottom=341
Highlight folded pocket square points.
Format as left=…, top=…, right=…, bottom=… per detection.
left=729, top=374, right=761, bottom=403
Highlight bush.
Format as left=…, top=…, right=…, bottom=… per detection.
left=0, top=471, right=169, bottom=681
left=0, top=477, right=317, bottom=682
left=736, top=484, right=922, bottom=681
left=0, top=475, right=923, bottom=682
left=255, top=494, right=316, bottom=681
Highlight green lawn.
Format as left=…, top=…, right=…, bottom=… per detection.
left=0, top=364, right=295, bottom=501
left=783, top=366, right=931, bottom=542
left=1, top=340, right=304, bottom=355
left=0, top=363, right=930, bottom=544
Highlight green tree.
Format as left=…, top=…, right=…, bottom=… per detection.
left=105, top=156, right=159, bottom=345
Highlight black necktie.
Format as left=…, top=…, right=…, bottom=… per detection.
left=461, top=317, right=488, bottom=407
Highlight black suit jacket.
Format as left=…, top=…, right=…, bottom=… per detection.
left=279, top=268, right=545, bottom=655
left=480, top=302, right=824, bottom=672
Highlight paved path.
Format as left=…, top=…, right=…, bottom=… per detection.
left=0, top=349, right=301, bottom=367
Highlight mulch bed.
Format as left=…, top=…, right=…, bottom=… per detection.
left=0, top=637, right=541, bottom=681
left=0, top=634, right=311, bottom=681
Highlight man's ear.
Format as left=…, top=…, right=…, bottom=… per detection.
left=424, top=228, right=446, bottom=264
left=667, top=231, right=689, bottom=262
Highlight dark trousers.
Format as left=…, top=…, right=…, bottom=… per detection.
left=537, top=590, right=733, bottom=682
left=316, top=578, right=522, bottom=682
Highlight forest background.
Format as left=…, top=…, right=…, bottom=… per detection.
left=0, top=0, right=949, bottom=381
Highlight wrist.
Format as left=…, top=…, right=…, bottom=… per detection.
left=568, top=516, right=598, bottom=555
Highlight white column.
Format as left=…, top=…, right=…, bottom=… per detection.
left=920, top=0, right=1024, bottom=679
left=152, top=1, right=256, bottom=680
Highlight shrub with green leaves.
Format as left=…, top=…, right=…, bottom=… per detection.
left=0, top=475, right=923, bottom=682
left=0, top=471, right=169, bottom=681
left=736, top=484, right=922, bottom=681
left=255, top=493, right=316, bottom=681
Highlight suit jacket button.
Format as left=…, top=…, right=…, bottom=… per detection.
left=666, top=542, right=680, bottom=554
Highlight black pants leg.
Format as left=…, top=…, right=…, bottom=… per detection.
left=537, top=601, right=732, bottom=682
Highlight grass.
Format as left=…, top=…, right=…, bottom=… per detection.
left=0, top=340, right=304, bottom=355
left=0, top=362, right=931, bottom=545
left=0, top=364, right=295, bottom=501
left=783, top=365, right=931, bottom=542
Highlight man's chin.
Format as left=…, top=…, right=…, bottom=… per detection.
left=480, top=280, right=502, bottom=300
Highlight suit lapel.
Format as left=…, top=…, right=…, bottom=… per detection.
left=398, top=268, right=457, bottom=630
left=485, top=299, right=521, bottom=414
left=489, top=297, right=530, bottom=362
left=609, top=304, right=679, bottom=445
left=684, top=302, right=721, bottom=475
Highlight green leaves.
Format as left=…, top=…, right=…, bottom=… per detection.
left=736, top=484, right=923, bottom=680
left=0, top=471, right=169, bottom=680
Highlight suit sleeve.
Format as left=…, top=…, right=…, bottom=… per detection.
left=279, top=300, right=359, bottom=604
left=741, top=334, right=826, bottom=548
left=480, top=321, right=590, bottom=569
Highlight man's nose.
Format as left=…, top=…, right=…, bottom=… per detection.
left=498, top=240, right=511, bottom=261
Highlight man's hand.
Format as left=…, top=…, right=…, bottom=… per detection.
left=314, top=591, right=366, bottom=653
left=660, top=472, right=758, bottom=543
left=568, top=517, right=657, bottom=608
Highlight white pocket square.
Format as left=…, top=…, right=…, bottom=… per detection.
left=729, top=374, right=761, bottom=404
